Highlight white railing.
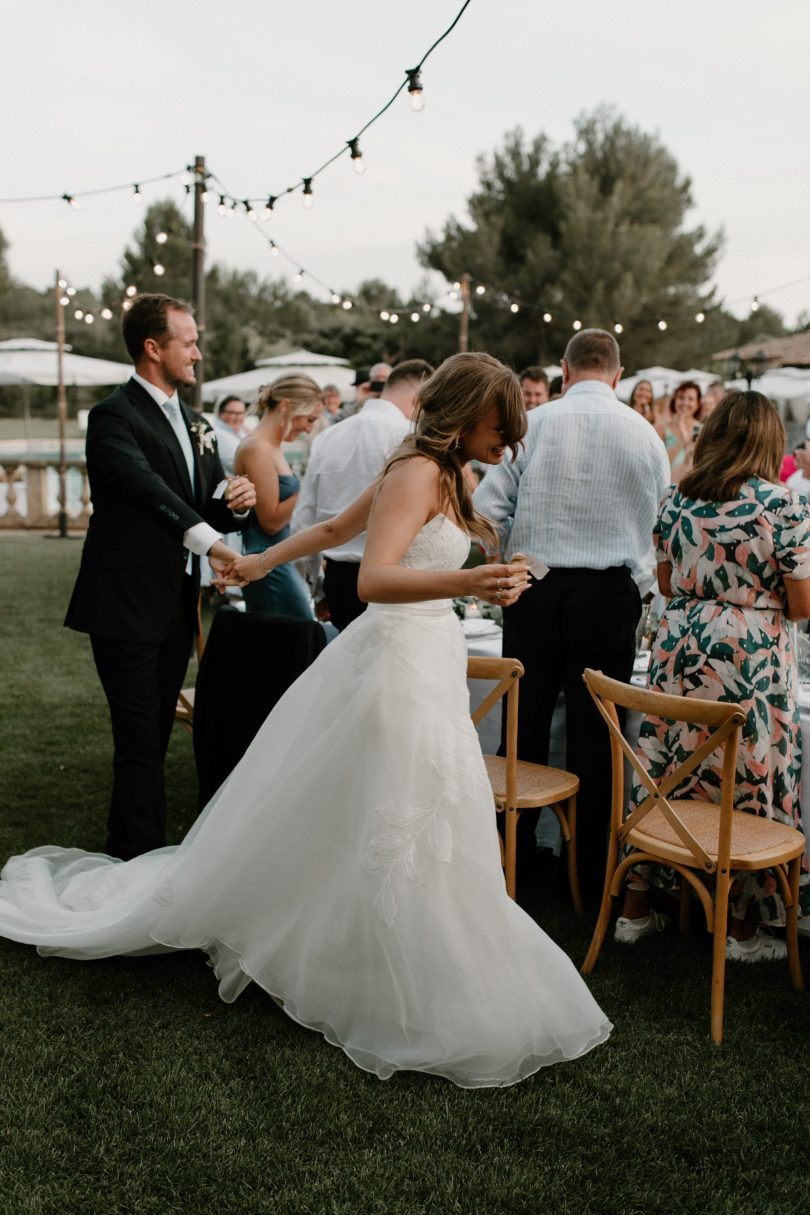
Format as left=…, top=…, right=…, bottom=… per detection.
left=0, top=460, right=91, bottom=530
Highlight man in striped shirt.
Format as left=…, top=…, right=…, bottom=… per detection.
left=475, top=329, right=670, bottom=898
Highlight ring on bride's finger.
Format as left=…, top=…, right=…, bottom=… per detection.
left=495, top=591, right=501, bottom=602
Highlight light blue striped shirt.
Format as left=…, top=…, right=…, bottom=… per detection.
left=473, top=380, right=670, bottom=583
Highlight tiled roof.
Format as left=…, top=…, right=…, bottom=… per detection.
left=712, top=333, right=810, bottom=366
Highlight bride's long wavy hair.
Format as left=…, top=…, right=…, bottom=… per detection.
left=383, top=352, right=527, bottom=548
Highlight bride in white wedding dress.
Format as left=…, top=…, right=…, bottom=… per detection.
left=0, top=352, right=611, bottom=1087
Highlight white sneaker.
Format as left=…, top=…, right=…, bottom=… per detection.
left=613, top=908, right=669, bottom=944
left=725, top=928, right=787, bottom=963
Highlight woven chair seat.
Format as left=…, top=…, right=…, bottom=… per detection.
left=483, top=755, right=579, bottom=808
left=628, top=799, right=806, bottom=870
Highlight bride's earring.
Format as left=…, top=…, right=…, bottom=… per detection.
left=452, top=435, right=461, bottom=451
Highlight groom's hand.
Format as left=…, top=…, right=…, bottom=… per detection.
left=209, top=541, right=249, bottom=587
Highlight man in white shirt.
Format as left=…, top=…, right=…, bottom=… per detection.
left=475, top=329, right=670, bottom=897
left=292, top=359, right=433, bottom=629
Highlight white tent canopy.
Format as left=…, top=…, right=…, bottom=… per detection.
left=0, top=338, right=131, bottom=387
left=202, top=347, right=355, bottom=404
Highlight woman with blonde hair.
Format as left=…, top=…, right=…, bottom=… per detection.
left=616, top=391, right=810, bottom=959
left=234, top=374, right=323, bottom=617
left=0, top=352, right=611, bottom=1087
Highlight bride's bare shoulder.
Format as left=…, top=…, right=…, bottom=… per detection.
left=381, top=454, right=441, bottom=494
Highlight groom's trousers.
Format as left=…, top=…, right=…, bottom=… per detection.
left=90, top=575, right=196, bottom=860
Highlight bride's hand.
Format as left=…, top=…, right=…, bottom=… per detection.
left=221, top=552, right=272, bottom=585
left=465, top=562, right=531, bottom=607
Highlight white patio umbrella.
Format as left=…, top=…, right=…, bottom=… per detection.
left=0, top=338, right=131, bottom=386
left=616, top=366, right=693, bottom=402
left=202, top=347, right=354, bottom=404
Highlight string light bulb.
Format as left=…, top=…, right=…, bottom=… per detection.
left=410, top=312, right=420, bottom=322
left=657, top=319, right=668, bottom=331
left=101, top=308, right=113, bottom=320
left=74, top=309, right=84, bottom=320
left=218, top=195, right=227, bottom=217
left=155, top=231, right=168, bottom=245
left=153, top=263, right=165, bottom=277
left=475, top=285, right=486, bottom=296
left=84, top=313, right=94, bottom=324
left=422, top=303, right=432, bottom=313
left=751, top=296, right=760, bottom=312
left=695, top=311, right=705, bottom=323
left=125, top=285, right=137, bottom=297
left=510, top=303, right=519, bottom=314
left=264, top=195, right=276, bottom=215
left=66, top=286, right=77, bottom=297
left=227, top=201, right=237, bottom=219
left=59, top=295, right=69, bottom=306
left=269, top=241, right=279, bottom=256
left=390, top=313, right=399, bottom=324
left=380, top=311, right=390, bottom=321
left=406, top=67, right=425, bottom=111
left=341, top=299, right=353, bottom=310
left=543, top=312, right=552, bottom=323
left=133, top=184, right=142, bottom=204
left=244, top=200, right=258, bottom=221
left=62, top=193, right=80, bottom=209
left=293, top=270, right=303, bottom=283
left=331, top=293, right=341, bottom=304
left=348, top=138, right=365, bottom=175
left=614, top=322, right=623, bottom=334
left=572, top=319, right=582, bottom=331
left=57, top=278, right=67, bottom=289
left=302, top=178, right=314, bottom=208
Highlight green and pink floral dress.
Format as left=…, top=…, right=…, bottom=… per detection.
left=635, top=477, right=810, bottom=921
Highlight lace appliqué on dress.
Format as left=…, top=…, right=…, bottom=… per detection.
left=361, top=716, right=490, bottom=927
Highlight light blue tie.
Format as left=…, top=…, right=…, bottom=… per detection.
left=163, top=397, right=195, bottom=490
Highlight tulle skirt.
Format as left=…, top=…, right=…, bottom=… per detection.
left=0, top=601, right=611, bottom=1086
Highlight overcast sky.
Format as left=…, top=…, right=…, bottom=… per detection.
left=3, top=0, right=808, bottom=327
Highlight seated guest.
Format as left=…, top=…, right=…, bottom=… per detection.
left=213, top=395, right=250, bottom=475
left=656, top=380, right=704, bottom=483
left=616, top=391, right=810, bottom=959
left=234, top=376, right=323, bottom=618
left=627, top=379, right=655, bottom=424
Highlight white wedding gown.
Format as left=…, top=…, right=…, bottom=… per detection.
left=0, top=514, right=611, bottom=1086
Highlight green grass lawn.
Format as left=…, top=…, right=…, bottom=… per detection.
left=1, top=533, right=810, bottom=1214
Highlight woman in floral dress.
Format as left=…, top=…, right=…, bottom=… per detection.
left=615, top=391, right=810, bottom=961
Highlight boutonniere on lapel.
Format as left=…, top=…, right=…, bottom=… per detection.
left=189, top=421, right=217, bottom=457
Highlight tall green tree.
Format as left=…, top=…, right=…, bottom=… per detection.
left=418, top=109, right=725, bottom=371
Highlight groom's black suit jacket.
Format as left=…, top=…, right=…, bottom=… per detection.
left=65, top=377, right=239, bottom=644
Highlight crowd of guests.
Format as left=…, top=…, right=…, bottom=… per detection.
left=212, top=338, right=810, bottom=963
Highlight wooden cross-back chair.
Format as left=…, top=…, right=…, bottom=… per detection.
left=174, top=594, right=206, bottom=735
left=581, top=668, right=804, bottom=1044
left=467, top=655, right=582, bottom=911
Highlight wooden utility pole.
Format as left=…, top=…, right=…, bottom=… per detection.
left=54, top=270, right=69, bottom=538
left=191, top=154, right=206, bottom=412
left=459, top=272, right=470, bottom=352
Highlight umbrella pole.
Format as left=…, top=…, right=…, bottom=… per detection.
left=54, top=269, right=68, bottom=538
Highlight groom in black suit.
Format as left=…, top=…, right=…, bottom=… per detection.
left=65, top=293, right=256, bottom=860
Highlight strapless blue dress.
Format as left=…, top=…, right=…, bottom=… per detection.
left=241, top=474, right=313, bottom=618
